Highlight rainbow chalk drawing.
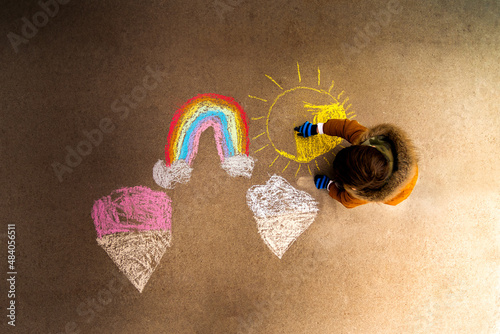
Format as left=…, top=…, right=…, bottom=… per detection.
left=153, top=93, right=254, bottom=189
left=246, top=175, right=319, bottom=259
left=92, top=186, right=172, bottom=293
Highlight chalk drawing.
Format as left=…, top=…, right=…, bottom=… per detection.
left=153, top=93, right=254, bottom=189
left=246, top=175, right=319, bottom=259
left=249, top=63, right=355, bottom=176
left=91, top=186, right=172, bottom=293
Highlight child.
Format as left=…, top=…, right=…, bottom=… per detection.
left=294, top=119, right=418, bottom=208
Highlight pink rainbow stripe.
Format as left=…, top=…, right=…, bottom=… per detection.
left=186, top=117, right=226, bottom=165
left=92, top=186, right=172, bottom=239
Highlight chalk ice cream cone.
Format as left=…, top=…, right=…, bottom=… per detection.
left=247, top=175, right=319, bottom=259
left=92, top=186, right=172, bottom=292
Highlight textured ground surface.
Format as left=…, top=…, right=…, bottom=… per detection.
left=1, top=0, right=499, bottom=333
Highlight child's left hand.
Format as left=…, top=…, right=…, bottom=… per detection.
left=314, top=175, right=332, bottom=190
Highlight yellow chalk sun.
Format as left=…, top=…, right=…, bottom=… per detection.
left=249, top=62, right=356, bottom=176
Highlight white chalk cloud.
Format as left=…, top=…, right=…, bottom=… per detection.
left=153, top=159, right=193, bottom=189
left=221, top=154, right=255, bottom=178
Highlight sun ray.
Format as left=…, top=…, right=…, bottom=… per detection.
left=254, top=144, right=269, bottom=153
left=347, top=111, right=355, bottom=116
left=307, top=165, right=312, bottom=175
left=341, top=97, right=349, bottom=107
left=328, top=80, right=335, bottom=93
left=248, top=95, right=268, bottom=102
left=295, top=164, right=301, bottom=177
left=323, top=157, right=330, bottom=165
left=282, top=161, right=291, bottom=173
left=337, top=90, right=345, bottom=100
left=315, top=160, right=320, bottom=171
left=252, top=132, right=266, bottom=140
left=251, top=116, right=265, bottom=120
left=317, top=67, right=321, bottom=86
left=345, top=104, right=352, bottom=111
left=339, top=144, right=345, bottom=148
left=349, top=115, right=357, bottom=120
left=265, top=74, right=283, bottom=90
left=269, top=155, right=279, bottom=167
left=297, top=62, right=301, bottom=83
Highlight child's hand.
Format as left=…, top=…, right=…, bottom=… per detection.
left=294, top=121, right=318, bottom=137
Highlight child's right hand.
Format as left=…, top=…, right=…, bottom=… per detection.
left=294, top=121, right=318, bottom=137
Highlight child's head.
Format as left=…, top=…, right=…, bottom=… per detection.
left=332, top=145, right=391, bottom=191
